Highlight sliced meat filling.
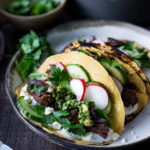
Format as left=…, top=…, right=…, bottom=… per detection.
left=65, top=107, right=109, bottom=138
left=106, top=38, right=128, bottom=47
left=86, top=107, right=109, bottom=138
left=122, top=83, right=138, bottom=107
left=121, top=88, right=138, bottom=107
left=27, top=79, right=53, bottom=106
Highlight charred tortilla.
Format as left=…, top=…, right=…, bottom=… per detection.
left=63, top=41, right=149, bottom=122
left=16, top=51, right=125, bottom=145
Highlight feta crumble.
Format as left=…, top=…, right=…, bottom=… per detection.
left=45, top=107, right=54, bottom=115
left=52, top=121, right=61, bottom=130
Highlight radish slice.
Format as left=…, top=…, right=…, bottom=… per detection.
left=56, top=62, right=67, bottom=71
left=70, top=78, right=86, bottom=101
left=83, top=84, right=109, bottom=110
left=111, top=76, right=123, bottom=94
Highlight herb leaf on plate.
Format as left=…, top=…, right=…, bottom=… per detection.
left=16, top=30, right=52, bottom=81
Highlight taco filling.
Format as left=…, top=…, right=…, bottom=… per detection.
left=16, top=52, right=125, bottom=145
left=63, top=39, right=148, bottom=121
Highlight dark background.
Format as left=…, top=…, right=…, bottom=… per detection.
left=0, top=0, right=150, bottom=150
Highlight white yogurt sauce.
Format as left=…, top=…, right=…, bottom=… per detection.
left=125, top=103, right=138, bottom=116
left=57, top=128, right=119, bottom=144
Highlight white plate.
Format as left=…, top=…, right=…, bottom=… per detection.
left=46, top=20, right=150, bottom=147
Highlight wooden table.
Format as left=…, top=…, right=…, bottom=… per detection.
left=1, top=4, right=150, bottom=150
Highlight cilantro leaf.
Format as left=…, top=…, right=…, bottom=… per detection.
left=41, top=113, right=54, bottom=126
left=40, top=110, right=86, bottom=136
left=16, top=56, right=35, bottom=81
left=48, top=66, right=70, bottom=89
left=16, top=30, right=52, bottom=81
left=64, top=123, right=86, bottom=136
left=8, top=0, right=57, bottom=16
left=120, top=42, right=150, bottom=68
left=53, top=110, right=71, bottom=125
left=32, top=105, right=45, bottom=116
left=96, top=109, right=111, bottom=127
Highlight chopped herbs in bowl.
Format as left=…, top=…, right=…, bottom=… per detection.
left=7, top=0, right=61, bottom=16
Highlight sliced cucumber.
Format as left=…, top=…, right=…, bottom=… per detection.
left=66, top=64, right=90, bottom=82
left=17, top=97, right=44, bottom=121
left=86, top=81, right=103, bottom=86
left=99, top=58, right=127, bottom=85
left=104, top=98, right=112, bottom=115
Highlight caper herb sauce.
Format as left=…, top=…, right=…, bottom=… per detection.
left=52, top=86, right=94, bottom=127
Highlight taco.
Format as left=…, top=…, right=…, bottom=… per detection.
left=63, top=39, right=149, bottom=122
left=16, top=51, right=125, bottom=145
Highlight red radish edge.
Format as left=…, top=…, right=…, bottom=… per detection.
left=86, top=84, right=109, bottom=110
left=70, top=78, right=86, bottom=101
left=56, top=62, right=67, bottom=71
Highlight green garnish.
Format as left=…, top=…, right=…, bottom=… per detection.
left=48, top=65, right=70, bottom=89
left=16, top=30, right=52, bottom=81
left=77, top=49, right=90, bottom=55
left=52, top=86, right=77, bottom=110
left=120, top=42, right=150, bottom=68
left=29, top=84, right=47, bottom=93
left=78, top=101, right=93, bottom=126
left=29, top=72, right=47, bottom=79
left=41, top=110, right=86, bottom=136
left=8, top=0, right=60, bottom=16
left=96, top=109, right=111, bottom=127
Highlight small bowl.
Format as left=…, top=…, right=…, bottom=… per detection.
left=0, top=0, right=66, bottom=31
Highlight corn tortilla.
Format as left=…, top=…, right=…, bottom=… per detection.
left=16, top=52, right=125, bottom=145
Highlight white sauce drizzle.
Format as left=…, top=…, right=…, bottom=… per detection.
left=125, top=103, right=138, bottom=116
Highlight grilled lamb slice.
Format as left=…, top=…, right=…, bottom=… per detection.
left=121, top=88, right=138, bottom=107
left=27, top=79, right=53, bottom=106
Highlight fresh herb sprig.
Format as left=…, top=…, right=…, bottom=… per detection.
left=8, top=0, right=60, bottom=16
left=48, top=65, right=70, bottom=89
left=120, top=42, right=150, bottom=68
left=41, top=110, right=86, bottom=136
left=16, top=30, right=52, bottom=81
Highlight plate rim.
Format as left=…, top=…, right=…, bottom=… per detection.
left=5, top=20, right=150, bottom=149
